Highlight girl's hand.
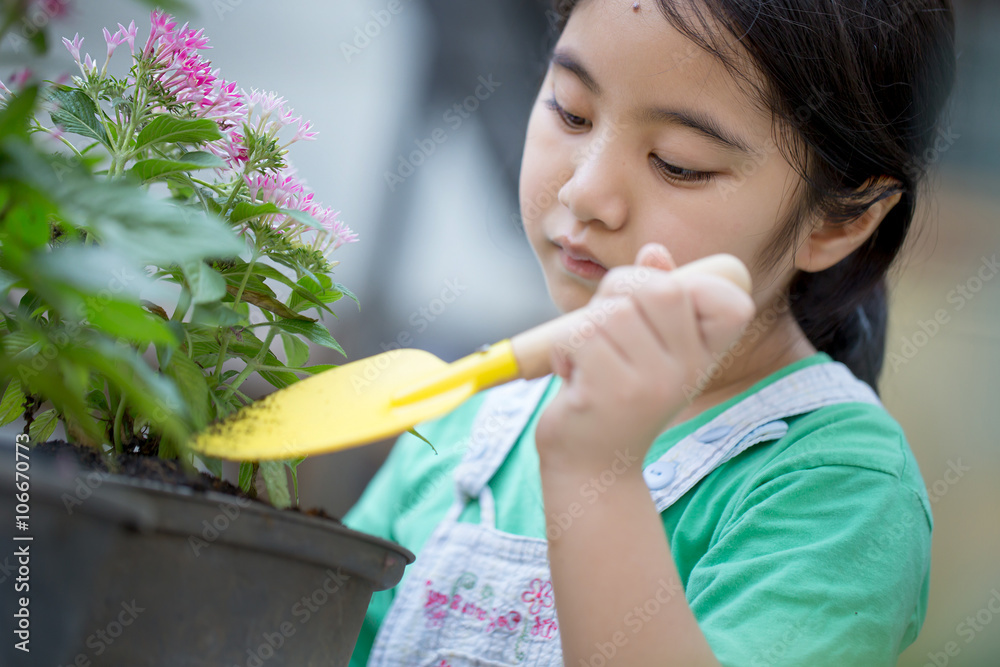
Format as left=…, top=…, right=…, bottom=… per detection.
left=535, top=242, right=756, bottom=478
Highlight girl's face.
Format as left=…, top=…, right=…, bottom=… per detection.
left=519, top=0, right=805, bottom=313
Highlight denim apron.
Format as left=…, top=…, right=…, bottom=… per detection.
left=367, top=361, right=880, bottom=666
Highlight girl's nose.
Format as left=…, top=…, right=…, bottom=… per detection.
left=557, top=132, right=629, bottom=230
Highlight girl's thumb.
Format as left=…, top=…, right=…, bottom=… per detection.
left=635, top=242, right=677, bottom=271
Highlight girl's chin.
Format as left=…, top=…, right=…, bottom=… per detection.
left=546, top=279, right=596, bottom=313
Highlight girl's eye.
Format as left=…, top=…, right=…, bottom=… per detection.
left=545, top=97, right=590, bottom=129
left=650, top=155, right=714, bottom=184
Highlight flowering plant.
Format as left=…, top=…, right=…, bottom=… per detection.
left=0, top=9, right=356, bottom=507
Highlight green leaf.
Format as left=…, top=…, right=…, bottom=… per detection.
left=129, top=152, right=225, bottom=182
left=47, top=88, right=109, bottom=145
left=0, top=381, right=25, bottom=427
left=258, top=369, right=296, bottom=390
left=229, top=201, right=282, bottom=225
left=182, top=260, right=226, bottom=305
left=284, top=456, right=306, bottom=505
left=61, top=335, right=191, bottom=443
left=29, top=246, right=161, bottom=305
left=86, top=300, right=178, bottom=345
left=191, top=302, right=248, bottom=328
left=268, top=319, right=346, bottom=357
left=85, top=389, right=110, bottom=416
left=28, top=409, right=59, bottom=443
left=198, top=455, right=223, bottom=478
left=0, top=86, right=39, bottom=139
left=407, top=427, right=437, bottom=454
left=238, top=461, right=255, bottom=493
left=259, top=460, right=292, bottom=509
left=300, top=364, right=337, bottom=375
left=0, top=269, right=19, bottom=299
left=336, top=282, right=360, bottom=307
left=60, top=185, right=245, bottom=265
left=135, top=115, right=222, bottom=150
left=245, top=265, right=335, bottom=316
left=2, top=329, right=42, bottom=358
left=228, top=285, right=314, bottom=322
left=280, top=332, right=309, bottom=368
left=279, top=207, right=323, bottom=231
left=164, top=353, right=209, bottom=429
left=178, top=151, right=226, bottom=167
left=227, top=330, right=297, bottom=386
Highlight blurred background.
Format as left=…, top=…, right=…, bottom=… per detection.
left=2, top=1, right=997, bottom=664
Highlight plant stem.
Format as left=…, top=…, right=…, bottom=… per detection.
left=112, top=396, right=126, bottom=453
left=221, top=163, right=251, bottom=216
left=256, top=364, right=311, bottom=375
left=220, top=361, right=256, bottom=402
left=213, top=251, right=258, bottom=380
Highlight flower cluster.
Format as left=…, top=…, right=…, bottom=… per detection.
left=53, top=10, right=356, bottom=259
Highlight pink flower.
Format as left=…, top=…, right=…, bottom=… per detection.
left=31, top=0, right=71, bottom=19
left=520, top=579, right=554, bottom=616
left=292, top=119, right=317, bottom=143
left=103, top=27, right=122, bottom=60
left=142, top=10, right=177, bottom=59
left=61, top=33, right=83, bottom=63
left=240, top=166, right=357, bottom=254
left=10, top=68, right=33, bottom=90
left=117, top=21, right=138, bottom=54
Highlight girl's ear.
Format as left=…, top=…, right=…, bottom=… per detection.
left=794, top=178, right=903, bottom=273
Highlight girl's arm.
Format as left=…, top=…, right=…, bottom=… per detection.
left=535, top=244, right=754, bottom=666
left=541, top=459, right=719, bottom=666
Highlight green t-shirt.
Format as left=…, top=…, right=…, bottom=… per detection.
left=344, top=353, right=931, bottom=666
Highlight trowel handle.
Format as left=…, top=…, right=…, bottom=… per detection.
left=509, top=253, right=752, bottom=380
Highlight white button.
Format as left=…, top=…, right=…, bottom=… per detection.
left=698, top=425, right=732, bottom=443
left=643, top=460, right=677, bottom=490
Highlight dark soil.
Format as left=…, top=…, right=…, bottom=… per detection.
left=32, top=440, right=340, bottom=523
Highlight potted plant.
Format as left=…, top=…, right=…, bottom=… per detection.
left=0, top=4, right=413, bottom=665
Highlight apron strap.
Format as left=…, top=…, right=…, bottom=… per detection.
left=450, top=377, right=553, bottom=522
left=644, top=361, right=881, bottom=512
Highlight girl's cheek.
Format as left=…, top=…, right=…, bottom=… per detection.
left=521, top=119, right=570, bottom=215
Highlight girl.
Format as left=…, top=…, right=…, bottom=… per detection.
left=346, top=0, right=957, bottom=665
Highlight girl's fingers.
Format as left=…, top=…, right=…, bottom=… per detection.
left=635, top=242, right=677, bottom=272
left=631, top=273, right=705, bottom=369
left=590, top=293, right=664, bottom=367
left=684, top=274, right=757, bottom=353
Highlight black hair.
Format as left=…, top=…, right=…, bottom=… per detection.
left=548, top=0, right=957, bottom=392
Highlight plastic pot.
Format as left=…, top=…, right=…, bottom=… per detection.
left=1, top=442, right=413, bottom=666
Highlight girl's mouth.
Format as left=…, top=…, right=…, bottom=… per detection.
left=553, top=238, right=608, bottom=281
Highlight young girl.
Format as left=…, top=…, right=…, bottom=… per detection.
left=345, top=0, right=956, bottom=664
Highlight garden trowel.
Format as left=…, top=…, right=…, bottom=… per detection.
left=189, top=254, right=752, bottom=460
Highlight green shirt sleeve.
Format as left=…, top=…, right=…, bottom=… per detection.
left=689, top=460, right=932, bottom=667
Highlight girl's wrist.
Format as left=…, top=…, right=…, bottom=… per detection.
left=537, top=443, right=646, bottom=497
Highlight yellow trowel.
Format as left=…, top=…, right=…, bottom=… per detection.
left=189, top=254, right=751, bottom=460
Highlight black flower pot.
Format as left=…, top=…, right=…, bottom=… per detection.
left=1, top=440, right=412, bottom=666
